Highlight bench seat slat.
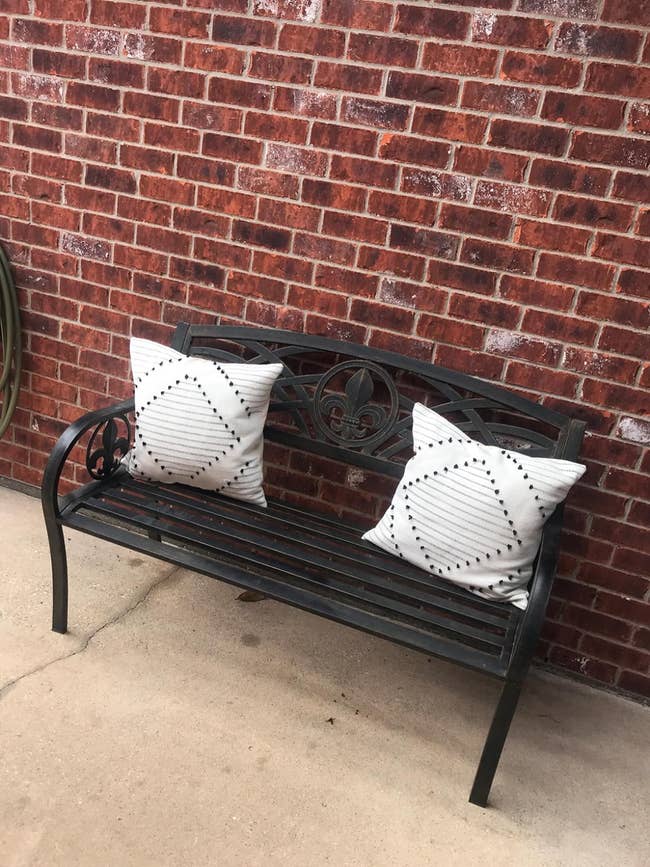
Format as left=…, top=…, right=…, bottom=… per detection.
left=105, top=478, right=514, bottom=629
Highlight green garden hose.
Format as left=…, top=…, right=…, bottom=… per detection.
left=0, top=244, right=21, bottom=438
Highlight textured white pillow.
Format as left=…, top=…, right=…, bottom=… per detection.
left=363, top=404, right=585, bottom=608
left=127, top=338, right=282, bottom=507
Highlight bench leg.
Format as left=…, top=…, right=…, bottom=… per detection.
left=48, top=522, right=69, bottom=634
left=469, top=679, right=522, bottom=807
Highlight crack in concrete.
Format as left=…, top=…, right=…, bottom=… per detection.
left=0, top=564, right=182, bottom=702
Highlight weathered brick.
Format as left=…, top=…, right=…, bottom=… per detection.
left=348, top=33, right=418, bottom=67
left=586, top=62, right=650, bottom=99
left=570, top=131, right=649, bottom=169
left=489, top=119, right=568, bottom=156
left=555, top=22, right=642, bottom=61
left=472, top=14, right=552, bottom=49
left=462, top=82, right=539, bottom=117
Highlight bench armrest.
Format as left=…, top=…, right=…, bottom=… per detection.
left=508, top=507, right=565, bottom=681
left=42, top=399, right=134, bottom=521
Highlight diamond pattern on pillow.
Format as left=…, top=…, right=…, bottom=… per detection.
left=127, top=338, right=282, bottom=506
left=363, top=404, right=585, bottom=609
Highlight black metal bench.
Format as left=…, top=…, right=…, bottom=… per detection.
left=42, top=323, right=585, bottom=806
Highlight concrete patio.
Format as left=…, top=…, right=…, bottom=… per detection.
left=1, top=485, right=648, bottom=867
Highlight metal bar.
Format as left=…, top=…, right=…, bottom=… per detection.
left=469, top=680, right=523, bottom=807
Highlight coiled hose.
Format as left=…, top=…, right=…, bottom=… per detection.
left=0, top=244, right=21, bottom=438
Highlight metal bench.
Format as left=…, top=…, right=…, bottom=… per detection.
left=42, top=323, right=585, bottom=806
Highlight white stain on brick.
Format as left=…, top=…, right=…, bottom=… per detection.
left=472, top=12, right=496, bottom=39
left=266, top=143, right=305, bottom=173
left=450, top=175, right=472, bottom=202
left=616, top=416, right=650, bottom=445
left=123, top=34, right=152, bottom=61
left=485, top=331, right=525, bottom=353
left=346, top=467, right=366, bottom=489
left=70, top=27, right=121, bottom=55
left=61, top=233, right=110, bottom=262
left=254, top=0, right=321, bottom=22
left=380, top=278, right=413, bottom=307
left=14, top=73, right=64, bottom=102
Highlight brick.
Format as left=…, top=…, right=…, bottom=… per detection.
left=87, top=112, right=141, bottom=142
left=67, top=82, right=120, bottom=111
left=310, top=122, right=377, bottom=156
left=450, top=294, right=520, bottom=329
left=417, top=313, right=485, bottom=350
left=227, top=271, right=285, bottom=303
left=502, top=51, right=582, bottom=87
left=274, top=86, right=337, bottom=119
left=378, top=133, right=451, bottom=169
left=390, top=224, right=459, bottom=260
left=321, top=0, right=392, bottom=31
left=90, top=1, right=147, bottom=28
left=150, top=7, right=210, bottom=38
left=586, top=62, right=650, bottom=99
left=543, top=92, right=625, bottom=130
left=315, top=264, right=377, bottom=298
left=602, top=0, right=650, bottom=26
left=485, top=329, right=560, bottom=365
left=287, top=285, right=347, bottom=318
left=412, top=107, right=487, bottom=145
left=537, top=253, right=614, bottom=291
left=140, top=175, right=194, bottom=206
left=475, top=180, right=551, bottom=216
left=330, top=155, right=397, bottom=189
left=314, top=61, right=382, bottom=95
left=440, top=203, right=512, bottom=240
left=120, top=144, right=174, bottom=175
left=203, top=132, right=262, bottom=165
left=0, top=97, right=28, bottom=121
left=212, top=14, right=275, bottom=46
left=266, top=144, right=327, bottom=176
left=348, top=33, right=418, bottom=68
left=555, top=23, right=642, bottom=61
left=618, top=672, right=650, bottom=699
left=65, top=25, right=120, bottom=54
left=461, top=238, right=534, bottom=274
left=350, top=299, right=415, bottom=333
left=454, top=147, right=528, bottom=183
left=422, top=43, right=498, bottom=77
left=184, top=42, right=245, bottom=74
left=489, top=119, right=568, bottom=156
left=529, top=159, right=610, bottom=195
left=86, top=164, right=135, bottom=194
left=394, top=5, right=469, bottom=40
left=88, top=58, right=142, bottom=89
left=258, top=199, right=319, bottom=231
left=368, top=191, right=436, bottom=224
left=516, top=1, right=599, bottom=17
left=553, top=194, right=633, bottom=231
left=599, top=325, right=648, bottom=359
left=402, top=169, right=472, bottom=202
left=13, top=18, right=63, bottom=45
left=515, top=219, right=590, bottom=254
left=279, top=24, right=344, bottom=57
left=577, top=562, right=648, bottom=598
left=145, top=123, right=200, bottom=154
left=233, top=220, right=291, bottom=252
left=522, top=309, right=598, bottom=345
left=595, top=591, right=650, bottom=624
left=582, top=380, right=647, bottom=415
left=386, top=72, right=459, bottom=108
left=209, top=77, right=272, bottom=110
left=571, top=131, right=649, bottom=169
left=612, top=171, right=650, bottom=204
left=251, top=51, right=313, bottom=84
left=323, top=211, right=387, bottom=245
left=593, top=234, right=650, bottom=268
left=33, top=48, right=86, bottom=78
left=237, top=166, right=299, bottom=198
left=245, top=112, right=308, bottom=144
left=472, top=14, right=552, bottom=49
left=294, top=233, right=356, bottom=267
left=358, top=246, right=425, bottom=281
left=462, top=82, right=539, bottom=117
left=193, top=236, right=250, bottom=270
left=123, top=34, right=181, bottom=64
left=367, top=330, right=431, bottom=360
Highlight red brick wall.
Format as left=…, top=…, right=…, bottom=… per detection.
left=0, top=0, right=648, bottom=697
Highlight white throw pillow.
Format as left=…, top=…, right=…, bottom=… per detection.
left=127, top=338, right=282, bottom=507
left=363, top=404, right=585, bottom=608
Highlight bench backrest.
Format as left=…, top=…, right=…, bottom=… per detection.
left=172, top=323, right=585, bottom=479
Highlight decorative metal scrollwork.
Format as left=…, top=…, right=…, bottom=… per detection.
left=86, top=414, right=131, bottom=480
left=313, top=361, right=399, bottom=448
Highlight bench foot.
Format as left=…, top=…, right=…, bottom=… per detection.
left=48, top=523, right=69, bottom=634
left=469, top=679, right=522, bottom=807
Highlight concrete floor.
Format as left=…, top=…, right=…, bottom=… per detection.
left=0, top=486, right=648, bottom=867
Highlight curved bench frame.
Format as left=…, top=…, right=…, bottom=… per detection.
left=42, top=324, right=585, bottom=807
